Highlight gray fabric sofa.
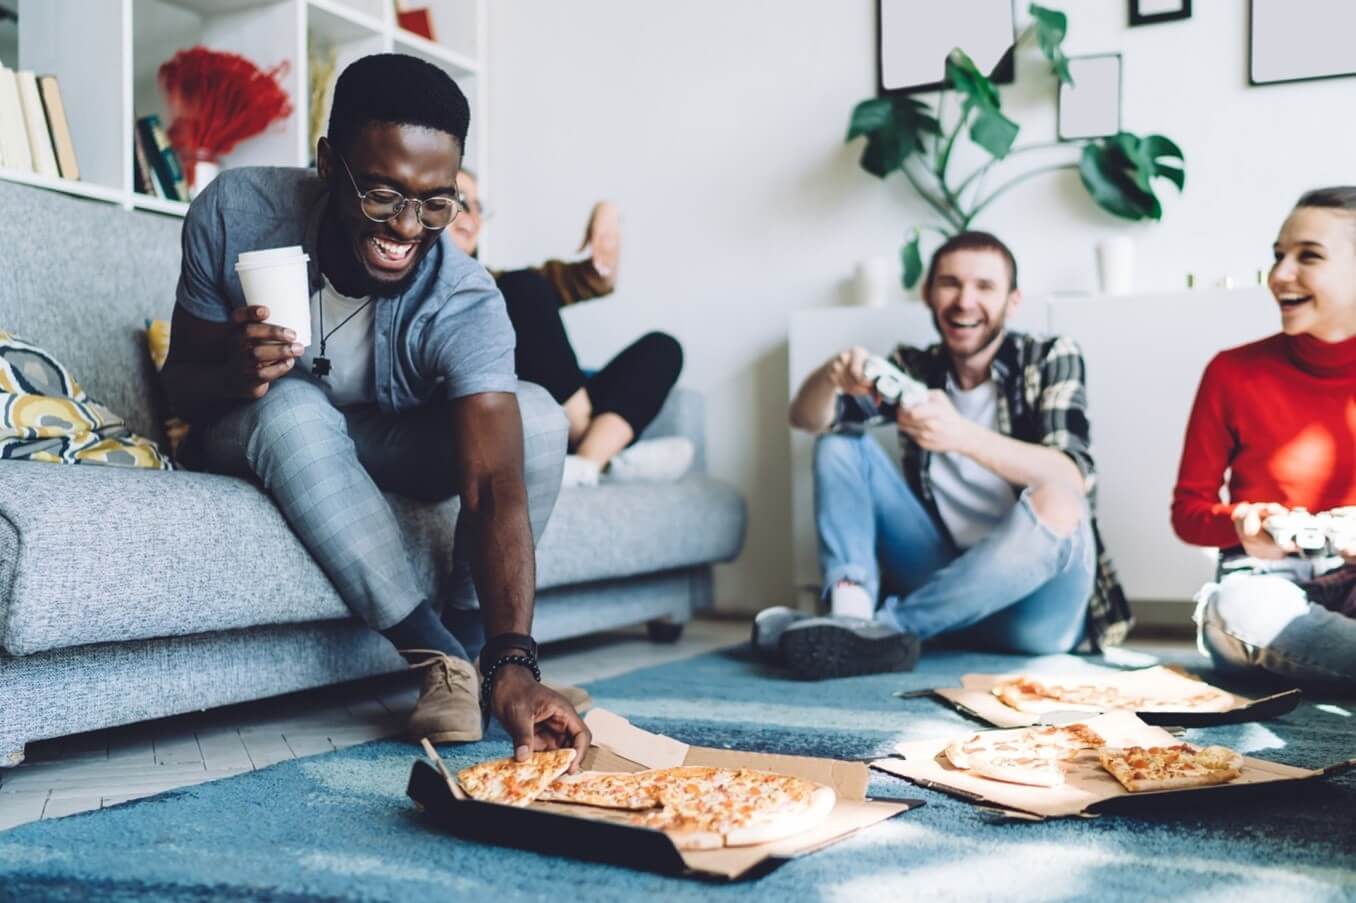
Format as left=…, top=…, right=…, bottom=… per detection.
left=0, top=179, right=746, bottom=767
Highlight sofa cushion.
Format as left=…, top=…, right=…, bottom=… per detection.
left=0, top=460, right=745, bottom=656
left=0, top=331, right=174, bottom=468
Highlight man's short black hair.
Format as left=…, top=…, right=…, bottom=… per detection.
left=923, top=231, right=1019, bottom=295
left=327, top=53, right=470, bottom=155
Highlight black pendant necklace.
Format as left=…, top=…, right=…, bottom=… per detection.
left=312, top=246, right=372, bottom=378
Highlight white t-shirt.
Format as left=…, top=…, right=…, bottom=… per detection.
left=299, top=277, right=376, bottom=407
left=928, top=374, right=1018, bottom=549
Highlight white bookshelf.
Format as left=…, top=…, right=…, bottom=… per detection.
left=4, top=0, right=486, bottom=217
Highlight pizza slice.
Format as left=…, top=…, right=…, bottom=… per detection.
left=538, top=771, right=661, bottom=810
left=993, top=674, right=1236, bottom=715
left=1098, top=744, right=1244, bottom=793
left=456, top=748, right=577, bottom=807
left=965, top=752, right=1067, bottom=788
left=944, top=723, right=1105, bottom=770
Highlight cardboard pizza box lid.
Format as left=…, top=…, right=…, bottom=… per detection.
left=929, top=665, right=1301, bottom=728
left=871, top=709, right=1327, bottom=820
left=407, top=708, right=921, bottom=881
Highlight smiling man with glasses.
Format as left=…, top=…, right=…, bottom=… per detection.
left=160, top=53, right=589, bottom=764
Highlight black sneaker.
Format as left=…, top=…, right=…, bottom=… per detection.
left=751, top=606, right=811, bottom=663
left=778, top=616, right=920, bottom=680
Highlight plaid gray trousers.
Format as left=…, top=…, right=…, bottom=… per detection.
left=196, top=376, right=567, bottom=629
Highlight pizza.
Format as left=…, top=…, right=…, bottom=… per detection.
left=993, top=675, right=1236, bottom=715
left=456, top=748, right=577, bottom=807
left=537, top=770, right=662, bottom=810
left=517, top=763, right=836, bottom=849
left=620, top=767, right=838, bottom=850
left=1098, top=744, right=1244, bottom=793
left=942, top=723, right=1105, bottom=788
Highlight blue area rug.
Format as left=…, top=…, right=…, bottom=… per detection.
left=2, top=645, right=1354, bottom=902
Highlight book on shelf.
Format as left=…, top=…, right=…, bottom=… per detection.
left=135, top=114, right=188, bottom=202
left=37, top=75, right=79, bottom=181
left=15, top=70, right=60, bottom=179
left=0, top=65, right=32, bottom=172
left=131, top=127, right=162, bottom=199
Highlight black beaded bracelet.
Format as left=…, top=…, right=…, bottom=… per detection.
left=479, top=652, right=542, bottom=710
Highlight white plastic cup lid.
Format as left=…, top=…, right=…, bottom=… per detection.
left=236, top=246, right=309, bottom=269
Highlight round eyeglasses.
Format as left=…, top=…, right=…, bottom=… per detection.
left=336, top=152, right=462, bottom=231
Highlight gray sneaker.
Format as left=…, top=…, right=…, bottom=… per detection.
left=751, top=606, right=811, bottom=663
left=778, top=616, right=920, bottom=680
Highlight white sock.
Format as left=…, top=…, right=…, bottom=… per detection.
left=562, top=454, right=601, bottom=488
left=605, top=437, right=695, bottom=483
left=829, top=581, right=875, bottom=619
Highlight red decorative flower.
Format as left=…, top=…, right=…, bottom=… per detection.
left=158, top=47, right=293, bottom=184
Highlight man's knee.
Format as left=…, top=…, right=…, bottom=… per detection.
left=813, top=432, right=863, bottom=472
left=1028, top=483, right=1087, bottom=538
left=245, top=378, right=346, bottom=462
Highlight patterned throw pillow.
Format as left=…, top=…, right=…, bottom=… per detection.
left=0, top=330, right=174, bottom=469
left=144, top=318, right=192, bottom=456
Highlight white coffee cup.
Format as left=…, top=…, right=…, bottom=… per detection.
left=235, top=246, right=312, bottom=347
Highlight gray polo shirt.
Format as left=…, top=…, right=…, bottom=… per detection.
left=174, top=166, right=517, bottom=411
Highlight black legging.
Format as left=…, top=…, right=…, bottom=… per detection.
left=497, top=268, right=683, bottom=440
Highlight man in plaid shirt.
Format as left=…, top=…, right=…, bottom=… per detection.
left=755, top=232, right=1132, bottom=679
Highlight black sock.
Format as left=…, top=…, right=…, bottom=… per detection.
left=381, top=600, right=468, bottom=663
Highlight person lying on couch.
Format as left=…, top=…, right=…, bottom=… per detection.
left=1174, top=186, right=1356, bottom=687
left=755, top=231, right=1131, bottom=679
left=449, top=169, right=692, bottom=488
left=160, top=53, right=589, bottom=761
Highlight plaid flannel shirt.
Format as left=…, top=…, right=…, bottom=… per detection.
left=834, top=330, right=1133, bottom=650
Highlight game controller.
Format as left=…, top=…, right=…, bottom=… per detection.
left=1262, top=507, right=1356, bottom=558
left=863, top=355, right=930, bottom=409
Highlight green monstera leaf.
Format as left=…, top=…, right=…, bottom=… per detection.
left=846, top=95, right=941, bottom=178
left=1079, top=132, right=1185, bottom=221
left=901, top=229, right=924, bottom=290
left=1028, top=4, right=1073, bottom=85
left=945, top=50, right=1019, bottom=159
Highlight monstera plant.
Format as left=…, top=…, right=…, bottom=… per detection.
left=848, top=4, right=1185, bottom=288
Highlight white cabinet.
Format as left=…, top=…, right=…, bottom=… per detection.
left=788, top=289, right=1280, bottom=615
left=5, top=0, right=485, bottom=216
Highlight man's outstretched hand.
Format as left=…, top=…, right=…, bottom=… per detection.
left=489, top=665, right=590, bottom=772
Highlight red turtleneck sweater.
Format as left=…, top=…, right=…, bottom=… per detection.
left=1172, top=332, right=1356, bottom=548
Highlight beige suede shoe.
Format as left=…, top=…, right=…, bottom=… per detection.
left=404, top=650, right=483, bottom=744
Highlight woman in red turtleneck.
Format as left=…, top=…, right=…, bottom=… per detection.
left=1174, top=187, right=1356, bottom=687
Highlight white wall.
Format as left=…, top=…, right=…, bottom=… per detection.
left=486, top=0, right=1356, bottom=613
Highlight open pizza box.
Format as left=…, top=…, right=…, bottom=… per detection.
left=872, top=709, right=1352, bottom=820
left=406, top=708, right=923, bottom=881
left=928, top=665, right=1302, bottom=728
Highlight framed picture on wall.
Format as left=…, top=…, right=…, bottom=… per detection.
left=1250, top=0, right=1356, bottom=86
left=1129, top=0, right=1192, bottom=26
left=877, top=0, right=1016, bottom=96
left=1058, top=54, right=1122, bottom=141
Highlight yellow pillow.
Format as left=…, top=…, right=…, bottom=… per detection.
left=0, top=330, right=173, bottom=469
left=144, top=318, right=191, bottom=456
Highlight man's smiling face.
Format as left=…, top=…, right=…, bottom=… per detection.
left=318, top=122, right=461, bottom=297
left=924, top=248, right=1021, bottom=361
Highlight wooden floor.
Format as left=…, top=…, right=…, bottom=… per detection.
left=0, top=619, right=750, bottom=832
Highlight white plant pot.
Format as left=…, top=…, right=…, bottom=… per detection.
left=1096, top=236, right=1135, bottom=295
left=853, top=255, right=897, bottom=307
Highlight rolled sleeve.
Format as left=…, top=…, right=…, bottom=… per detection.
left=173, top=178, right=231, bottom=323
left=419, top=267, right=518, bottom=399
left=1036, top=336, right=1096, bottom=490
